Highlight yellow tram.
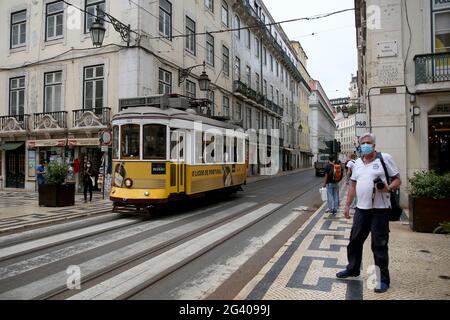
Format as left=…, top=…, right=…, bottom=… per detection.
left=110, top=95, right=248, bottom=211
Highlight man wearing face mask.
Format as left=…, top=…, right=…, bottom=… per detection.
left=335, top=133, right=402, bottom=293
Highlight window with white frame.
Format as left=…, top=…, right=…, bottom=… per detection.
left=222, top=45, right=230, bottom=76
left=245, top=107, right=251, bottom=129
left=434, top=11, right=450, bottom=52
left=205, top=0, right=214, bottom=12
left=255, top=37, right=260, bottom=58
left=185, top=16, right=196, bottom=54
left=186, top=80, right=196, bottom=98
left=9, top=77, right=25, bottom=115
left=235, top=102, right=242, bottom=120
left=85, top=0, right=105, bottom=33
left=207, top=90, right=215, bottom=115
left=221, top=1, right=229, bottom=27
left=247, top=29, right=251, bottom=49
left=223, top=96, right=230, bottom=117
left=255, top=73, right=260, bottom=93
left=10, top=10, right=26, bottom=48
left=44, top=71, right=63, bottom=112
left=159, top=0, right=172, bottom=39
left=84, top=65, right=104, bottom=110
left=246, top=66, right=251, bottom=87
left=159, top=68, right=172, bottom=94
left=235, top=56, right=241, bottom=80
left=263, top=79, right=267, bottom=96
left=46, top=1, right=64, bottom=41
left=234, top=15, right=240, bottom=39
left=255, top=111, right=260, bottom=129
left=206, top=33, right=214, bottom=66
left=263, top=47, right=267, bottom=66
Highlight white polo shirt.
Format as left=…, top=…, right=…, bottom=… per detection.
left=346, top=160, right=356, bottom=171
left=350, top=153, right=400, bottom=209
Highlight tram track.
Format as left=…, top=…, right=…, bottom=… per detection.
left=0, top=170, right=323, bottom=300
left=54, top=176, right=322, bottom=300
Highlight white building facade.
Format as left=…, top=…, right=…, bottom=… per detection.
left=0, top=0, right=309, bottom=191
left=355, top=0, right=450, bottom=207
left=309, top=80, right=336, bottom=163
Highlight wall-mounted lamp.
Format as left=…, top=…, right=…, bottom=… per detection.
left=410, top=106, right=421, bottom=133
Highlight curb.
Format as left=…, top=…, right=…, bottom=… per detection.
left=0, top=208, right=113, bottom=236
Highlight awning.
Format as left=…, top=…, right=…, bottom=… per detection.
left=28, top=139, right=67, bottom=148
left=0, top=142, right=24, bottom=151
left=67, top=138, right=100, bottom=147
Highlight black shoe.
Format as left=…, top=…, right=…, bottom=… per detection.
left=336, top=269, right=360, bottom=278
left=374, top=282, right=389, bottom=293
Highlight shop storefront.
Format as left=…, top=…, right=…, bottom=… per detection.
left=68, top=138, right=109, bottom=193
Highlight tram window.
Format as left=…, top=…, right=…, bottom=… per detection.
left=144, top=124, right=167, bottom=159
left=121, top=124, right=140, bottom=159
left=113, top=126, right=119, bottom=159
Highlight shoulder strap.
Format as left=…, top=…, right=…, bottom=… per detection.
left=376, top=152, right=391, bottom=184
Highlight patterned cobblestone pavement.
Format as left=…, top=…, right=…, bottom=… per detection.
left=236, top=186, right=450, bottom=300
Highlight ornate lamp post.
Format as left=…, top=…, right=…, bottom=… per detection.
left=178, top=61, right=211, bottom=92
left=89, top=5, right=138, bottom=47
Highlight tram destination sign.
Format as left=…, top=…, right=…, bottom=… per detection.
left=119, top=96, right=169, bottom=110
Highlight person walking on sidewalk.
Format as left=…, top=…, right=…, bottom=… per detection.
left=323, top=156, right=340, bottom=217
left=83, top=160, right=95, bottom=203
left=36, top=160, right=46, bottom=186
left=336, top=133, right=402, bottom=293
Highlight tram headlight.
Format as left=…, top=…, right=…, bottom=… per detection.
left=124, top=178, right=133, bottom=188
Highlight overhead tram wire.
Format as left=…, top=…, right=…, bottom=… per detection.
left=62, top=0, right=354, bottom=42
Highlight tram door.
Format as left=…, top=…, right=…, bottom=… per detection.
left=169, top=130, right=186, bottom=194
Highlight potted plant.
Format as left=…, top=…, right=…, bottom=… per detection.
left=38, top=162, right=75, bottom=207
left=409, top=171, right=450, bottom=233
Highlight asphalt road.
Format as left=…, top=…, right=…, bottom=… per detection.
left=0, top=169, right=324, bottom=300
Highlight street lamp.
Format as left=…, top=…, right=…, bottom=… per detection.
left=89, top=5, right=137, bottom=47
left=178, top=61, right=211, bottom=92
left=90, top=17, right=106, bottom=47
left=342, top=106, right=350, bottom=119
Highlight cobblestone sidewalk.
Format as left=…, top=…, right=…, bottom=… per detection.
left=236, top=185, right=450, bottom=300
left=0, top=191, right=112, bottom=234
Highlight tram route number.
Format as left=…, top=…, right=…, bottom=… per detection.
left=178, top=304, right=271, bottom=318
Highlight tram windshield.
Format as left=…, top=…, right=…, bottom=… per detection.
left=121, top=124, right=140, bottom=159
left=143, top=124, right=167, bottom=159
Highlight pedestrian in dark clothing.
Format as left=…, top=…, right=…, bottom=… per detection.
left=83, top=161, right=94, bottom=202
left=336, top=133, right=402, bottom=294
left=36, top=160, right=46, bottom=186
left=323, top=156, right=340, bottom=216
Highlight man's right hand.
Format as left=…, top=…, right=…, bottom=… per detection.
left=343, top=205, right=351, bottom=219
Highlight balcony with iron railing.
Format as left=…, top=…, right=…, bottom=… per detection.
left=414, top=52, right=450, bottom=91
left=32, top=111, right=67, bottom=131
left=72, top=108, right=111, bottom=129
left=0, top=114, right=29, bottom=135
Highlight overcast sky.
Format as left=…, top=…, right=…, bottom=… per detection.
left=263, top=0, right=357, bottom=100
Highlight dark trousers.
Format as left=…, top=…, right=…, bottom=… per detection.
left=83, top=179, right=93, bottom=201
left=346, top=208, right=390, bottom=285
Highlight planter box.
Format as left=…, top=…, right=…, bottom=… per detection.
left=39, top=184, right=75, bottom=207
left=409, top=196, right=450, bottom=233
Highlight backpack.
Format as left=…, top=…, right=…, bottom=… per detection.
left=332, top=164, right=342, bottom=182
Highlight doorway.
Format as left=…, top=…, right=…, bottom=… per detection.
left=429, top=114, right=450, bottom=174
left=5, top=143, right=25, bottom=188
